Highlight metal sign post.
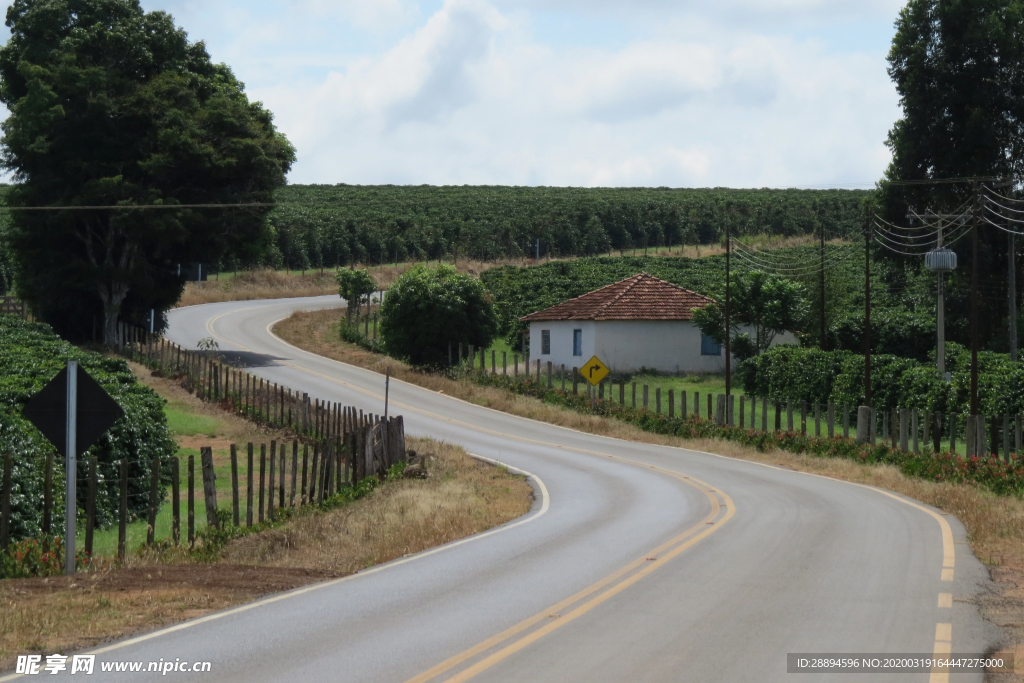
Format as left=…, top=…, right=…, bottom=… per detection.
left=23, top=363, right=124, bottom=576
left=64, top=360, right=77, bottom=575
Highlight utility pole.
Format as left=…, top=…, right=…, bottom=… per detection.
left=971, top=184, right=980, bottom=416
left=1010, top=231, right=1018, bottom=361
left=937, top=222, right=946, bottom=377
left=819, top=223, right=826, bottom=350
left=864, top=207, right=872, bottom=406
left=725, top=224, right=731, bottom=396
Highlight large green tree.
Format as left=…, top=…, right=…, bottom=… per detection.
left=881, top=0, right=1024, bottom=353
left=0, top=0, right=295, bottom=342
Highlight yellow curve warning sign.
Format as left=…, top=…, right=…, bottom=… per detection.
left=582, top=355, right=609, bottom=386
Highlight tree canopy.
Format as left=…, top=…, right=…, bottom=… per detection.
left=692, top=270, right=807, bottom=362
left=336, top=268, right=377, bottom=325
left=0, top=0, right=295, bottom=341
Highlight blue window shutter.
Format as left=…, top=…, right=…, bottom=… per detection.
left=701, top=334, right=722, bottom=356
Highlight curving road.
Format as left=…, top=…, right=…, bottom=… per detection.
left=28, top=296, right=1005, bottom=682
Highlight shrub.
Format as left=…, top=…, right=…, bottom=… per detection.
left=379, top=265, right=497, bottom=367
left=0, top=315, right=176, bottom=542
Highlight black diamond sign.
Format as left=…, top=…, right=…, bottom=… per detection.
left=23, top=365, right=125, bottom=457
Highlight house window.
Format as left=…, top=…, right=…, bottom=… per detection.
left=541, top=330, right=551, bottom=355
left=701, top=334, right=722, bottom=356
left=573, top=329, right=583, bottom=356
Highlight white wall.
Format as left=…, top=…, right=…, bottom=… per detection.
left=527, top=320, right=597, bottom=372
left=527, top=320, right=798, bottom=375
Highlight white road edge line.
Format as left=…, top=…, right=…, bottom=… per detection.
left=0, top=458, right=549, bottom=681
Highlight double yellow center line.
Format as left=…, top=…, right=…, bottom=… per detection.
left=404, top=471, right=735, bottom=683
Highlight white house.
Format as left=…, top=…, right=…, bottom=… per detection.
left=521, top=272, right=796, bottom=374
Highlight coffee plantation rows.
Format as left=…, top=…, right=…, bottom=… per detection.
left=743, top=342, right=1024, bottom=423
left=261, top=185, right=870, bottom=270
left=0, top=316, right=175, bottom=541
left=480, top=246, right=941, bottom=356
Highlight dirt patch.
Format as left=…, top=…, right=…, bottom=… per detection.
left=275, top=308, right=1024, bottom=681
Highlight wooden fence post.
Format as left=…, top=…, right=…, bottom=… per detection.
left=268, top=441, right=276, bottom=520
left=200, top=447, right=218, bottom=529
left=147, top=457, right=160, bottom=545
left=171, top=457, right=180, bottom=545
left=301, top=444, right=309, bottom=504
left=290, top=441, right=298, bottom=507
left=310, top=446, right=320, bottom=503
left=514, top=354, right=518, bottom=376
left=258, top=444, right=266, bottom=523
left=187, top=455, right=195, bottom=547
left=814, top=403, right=821, bottom=436
left=643, top=385, right=649, bottom=410
left=119, top=460, right=128, bottom=560
left=668, top=390, right=675, bottom=418
left=246, top=443, right=254, bottom=526
left=827, top=403, right=835, bottom=438
left=85, top=457, right=97, bottom=557
left=0, top=453, right=11, bottom=552
left=230, top=445, right=239, bottom=526
left=279, top=442, right=286, bottom=509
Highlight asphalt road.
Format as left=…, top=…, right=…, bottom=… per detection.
left=17, top=296, right=1004, bottom=682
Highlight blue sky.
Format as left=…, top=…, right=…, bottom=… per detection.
left=0, top=0, right=908, bottom=188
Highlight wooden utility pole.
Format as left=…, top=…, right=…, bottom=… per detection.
left=820, top=223, right=826, bottom=349
left=725, top=223, right=731, bottom=396
left=971, top=184, right=980, bottom=416
left=864, top=207, right=872, bottom=405
left=1010, top=231, right=1018, bottom=361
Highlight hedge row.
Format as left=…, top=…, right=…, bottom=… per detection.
left=466, top=370, right=1024, bottom=498
left=741, top=342, right=1024, bottom=420
left=0, top=315, right=176, bottom=541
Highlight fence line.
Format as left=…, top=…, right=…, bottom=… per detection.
left=0, top=322, right=408, bottom=558
left=447, top=342, right=1020, bottom=462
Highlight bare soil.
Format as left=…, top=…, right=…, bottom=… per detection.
left=275, top=307, right=1024, bottom=682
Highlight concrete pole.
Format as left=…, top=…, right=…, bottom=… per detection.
left=856, top=406, right=871, bottom=443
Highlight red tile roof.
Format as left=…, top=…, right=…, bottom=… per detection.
left=519, top=273, right=715, bottom=322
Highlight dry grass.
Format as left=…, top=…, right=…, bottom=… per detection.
left=0, top=565, right=336, bottom=670
left=220, top=439, right=533, bottom=573
left=176, top=259, right=532, bottom=308
left=175, top=237, right=856, bottom=309
left=177, top=269, right=339, bottom=308
left=276, top=308, right=1024, bottom=679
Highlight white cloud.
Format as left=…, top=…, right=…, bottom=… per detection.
left=0, top=0, right=901, bottom=187
left=254, top=0, right=898, bottom=187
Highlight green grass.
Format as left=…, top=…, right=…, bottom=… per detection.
left=81, top=443, right=305, bottom=558
left=79, top=397, right=304, bottom=558
left=164, top=402, right=223, bottom=437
